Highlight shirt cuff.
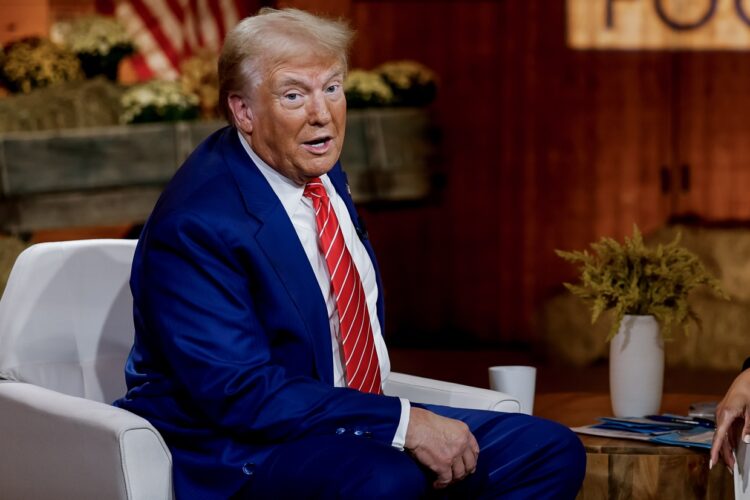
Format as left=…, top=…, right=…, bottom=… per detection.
left=391, top=397, right=411, bottom=450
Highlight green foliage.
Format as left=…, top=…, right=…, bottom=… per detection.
left=556, top=225, right=728, bottom=341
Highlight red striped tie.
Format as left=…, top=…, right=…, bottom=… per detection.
left=304, top=178, right=382, bottom=394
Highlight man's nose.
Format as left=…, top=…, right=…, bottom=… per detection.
left=307, top=93, right=331, bottom=125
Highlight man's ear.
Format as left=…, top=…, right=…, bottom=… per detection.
left=227, top=93, right=253, bottom=134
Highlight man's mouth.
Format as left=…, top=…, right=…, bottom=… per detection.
left=302, top=136, right=332, bottom=153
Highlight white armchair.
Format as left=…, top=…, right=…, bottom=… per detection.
left=0, top=239, right=519, bottom=499
left=384, top=372, right=519, bottom=412
left=0, top=240, right=172, bottom=500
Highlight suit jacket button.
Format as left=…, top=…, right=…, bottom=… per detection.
left=336, top=427, right=346, bottom=435
left=353, top=429, right=364, bottom=436
left=242, top=462, right=255, bottom=476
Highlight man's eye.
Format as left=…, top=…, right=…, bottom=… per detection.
left=325, top=85, right=340, bottom=94
left=284, top=93, right=301, bottom=101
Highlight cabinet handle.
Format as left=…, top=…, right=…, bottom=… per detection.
left=660, top=165, right=671, bottom=194
left=681, top=164, right=691, bottom=192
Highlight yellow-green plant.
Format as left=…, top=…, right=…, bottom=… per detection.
left=556, top=225, right=727, bottom=340
left=0, top=37, right=83, bottom=93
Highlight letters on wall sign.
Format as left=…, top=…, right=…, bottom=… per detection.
left=568, top=0, right=750, bottom=49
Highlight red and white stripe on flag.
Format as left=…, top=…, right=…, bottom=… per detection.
left=104, top=0, right=246, bottom=81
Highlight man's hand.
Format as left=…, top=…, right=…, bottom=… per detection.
left=711, top=369, right=750, bottom=471
left=405, top=407, right=480, bottom=489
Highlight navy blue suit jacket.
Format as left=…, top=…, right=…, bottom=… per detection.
left=114, top=127, right=402, bottom=499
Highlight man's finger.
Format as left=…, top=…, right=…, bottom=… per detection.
left=432, top=464, right=453, bottom=490
left=451, top=457, right=467, bottom=482
left=433, top=476, right=452, bottom=489
left=463, top=446, right=478, bottom=475
left=470, top=433, right=480, bottom=456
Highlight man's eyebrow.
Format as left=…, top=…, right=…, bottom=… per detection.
left=276, top=69, right=344, bottom=89
left=277, top=76, right=309, bottom=88
left=324, top=69, right=345, bottom=82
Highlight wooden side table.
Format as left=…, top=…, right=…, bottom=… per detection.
left=535, top=392, right=734, bottom=500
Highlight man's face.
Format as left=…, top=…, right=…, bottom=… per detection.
left=245, top=54, right=347, bottom=185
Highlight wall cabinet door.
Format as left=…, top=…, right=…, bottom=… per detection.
left=671, top=52, right=750, bottom=220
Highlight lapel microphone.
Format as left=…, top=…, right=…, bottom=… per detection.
left=355, top=212, right=369, bottom=241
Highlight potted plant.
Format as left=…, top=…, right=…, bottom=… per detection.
left=344, top=60, right=438, bottom=109
left=374, top=60, right=437, bottom=107
left=556, top=225, right=727, bottom=416
left=344, top=69, right=394, bottom=108
left=52, top=16, right=134, bottom=81
left=120, top=80, right=200, bottom=124
left=0, top=37, right=84, bottom=93
left=179, top=51, right=220, bottom=119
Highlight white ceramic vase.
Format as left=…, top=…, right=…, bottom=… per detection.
left=609, top=314, right=664, bottom=417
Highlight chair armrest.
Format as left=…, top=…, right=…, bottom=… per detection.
left=383, top=372, right=520, bottom=413
left=0, top=381, right=172, bottom=500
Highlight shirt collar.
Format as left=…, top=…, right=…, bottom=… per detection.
left=237, top=130, right=328, bottom=219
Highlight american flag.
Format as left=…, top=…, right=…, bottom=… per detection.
left=97, top=0, right=253, bottom=80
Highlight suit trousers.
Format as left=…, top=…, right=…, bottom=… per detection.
left=237, top=404, right=586, bottom=499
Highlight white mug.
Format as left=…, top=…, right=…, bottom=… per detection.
left=488, top=365, right=536, bottom=415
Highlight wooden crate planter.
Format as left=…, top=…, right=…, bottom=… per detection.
left=0, top=120, right=221, bottom=234
left=342, top=107, right=437, bottom=203
left=0, top=109, right=437, bottom=234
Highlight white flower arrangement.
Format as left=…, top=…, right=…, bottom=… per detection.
left=344, top=69, right=394, bottom=108
left=375, top=60, right=438, bottom=107
left=376, top=60, right=437, bottom=91
left=51, top=16, right=134, bottom=80
left=52, top=16, right=133, bottom=56
left=120, top=80, right=200, bottom=124
left=345, top=61, right=437, bottom=108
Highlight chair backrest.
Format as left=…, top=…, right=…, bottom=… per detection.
left=0, top=239, right=137, bottom=403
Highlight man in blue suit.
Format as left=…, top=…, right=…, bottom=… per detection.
left=115, top=8, right=585, bottom=499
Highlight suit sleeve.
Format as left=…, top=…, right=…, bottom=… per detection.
left=134, top=209, right=402, bottom=445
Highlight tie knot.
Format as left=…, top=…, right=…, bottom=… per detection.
left=303, top=178, right=327, bottom=200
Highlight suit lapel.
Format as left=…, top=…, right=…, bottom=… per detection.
left=327, top=165, right=386, bottom=330
left=219, top=128, right=334, bottom=384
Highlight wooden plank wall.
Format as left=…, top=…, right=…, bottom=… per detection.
left=341, top=0, right=678, bottom=345
left=8, top=0, right=748, bottom=345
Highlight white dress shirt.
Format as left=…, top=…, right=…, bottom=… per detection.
left=238, top=132, right=410, bottom=449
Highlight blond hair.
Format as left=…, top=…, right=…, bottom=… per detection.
left=218, top=8, right=354, bottom=125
